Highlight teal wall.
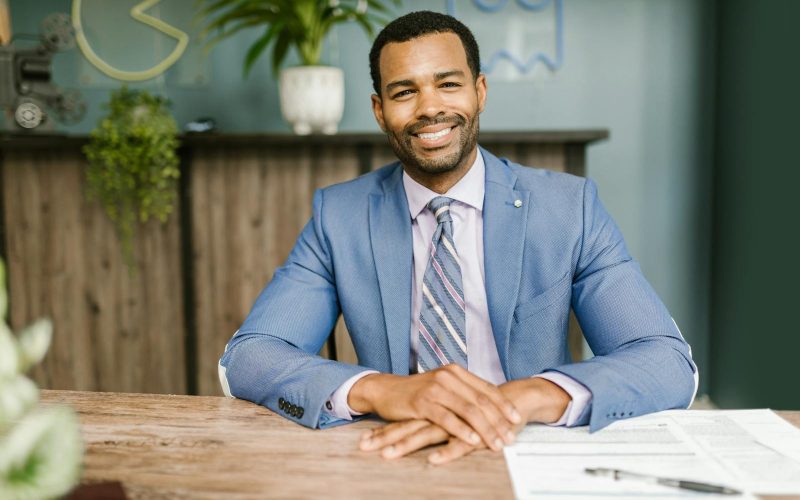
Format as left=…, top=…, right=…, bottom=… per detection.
left=710, top=0, right=800, bottom=409
left=6, top=1, right=715, bottom=393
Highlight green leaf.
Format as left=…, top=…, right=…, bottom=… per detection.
left=203, top=18, right=265, bottom=50
left=351, top=12, right=376, bottom=37
left=196, top=0, right=239, bottom=18
left=243, top=22, right=282, bottom=77
left=365, top=0, right=392, bottom=14
left=271, top=31, right=292, bottom=75
left=202, top=6, right=277, bottom=36
left=196, top=0, right=400, bottom=76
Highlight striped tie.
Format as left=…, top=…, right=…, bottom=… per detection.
left=417, top=196, right=467, bottom=372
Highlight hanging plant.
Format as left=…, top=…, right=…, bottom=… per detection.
left=83, top=86, right=180, bottom=267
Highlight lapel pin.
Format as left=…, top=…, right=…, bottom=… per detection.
left=514, top=199, right=523, bottom=208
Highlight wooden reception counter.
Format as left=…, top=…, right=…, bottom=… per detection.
left=0, top=130, right=608, bottom=396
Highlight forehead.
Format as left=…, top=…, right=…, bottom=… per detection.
left=378, top=32, right=469, bottom=85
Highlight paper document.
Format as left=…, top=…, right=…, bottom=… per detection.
left=504, top=409, right=800, bottom=499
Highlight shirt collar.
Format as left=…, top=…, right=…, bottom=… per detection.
left=402, top=150, right=485, bottom=220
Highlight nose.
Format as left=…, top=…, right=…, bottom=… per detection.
left=415, top=86, right=446, bottom=120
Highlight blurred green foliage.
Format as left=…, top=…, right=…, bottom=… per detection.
left=197, top=0, right=401, bottom=76
left=0, top=259, right=82, bottom=500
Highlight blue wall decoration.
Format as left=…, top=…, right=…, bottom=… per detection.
left=446, top=0, right=564, bottom=76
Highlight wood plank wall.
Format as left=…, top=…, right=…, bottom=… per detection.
left=1, top=147, right=186, bottom=394
left=0, top=132, right=606, bottom=396
left=190, top=144, right=360, bottom=395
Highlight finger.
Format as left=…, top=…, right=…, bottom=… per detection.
left=472, top=391, right=516, bottom=446
left=444, top=364, right=522, bottom=425
left=381, top=424, right=450, bottom=459
left=361, top=420, right=413, bottom=446
left=360, top=426, right=377, bottom=441
left=428, top=438, right=478, bottom=465
left=427, top=380, right=507, bottom=451
left=431, top=368, right=517, bottom=446
left=360, top=419, right=429, bottom=451
left=424, top=404, right=483, bottom=448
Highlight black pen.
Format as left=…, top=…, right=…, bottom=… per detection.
left=585, top=467, right=743, bottom=495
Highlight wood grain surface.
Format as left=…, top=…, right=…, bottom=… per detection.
left=189, top=144, right=361, bottom=395
left=40, top=390, right=515, bottom=499
left=39, top=390, right=800, bottom=500
left=2, top=149, right=186, bottom=394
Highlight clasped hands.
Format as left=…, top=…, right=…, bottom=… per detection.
left=348, top=365, right=570, bottom=465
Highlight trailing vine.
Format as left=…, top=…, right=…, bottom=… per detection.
left=83, top=86, right=180, bottom=267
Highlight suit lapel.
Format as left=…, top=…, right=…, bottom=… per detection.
left=369, top=165, right=413, bottom=375
left=481, top=148, right=529, bottom=379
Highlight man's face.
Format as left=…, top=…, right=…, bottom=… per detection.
left=372, top=32, right=487, bottom=176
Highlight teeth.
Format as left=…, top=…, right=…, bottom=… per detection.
left=418, top=128, right=451, bottom=140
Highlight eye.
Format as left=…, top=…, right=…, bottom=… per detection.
left=392, top=89, right=415, bottom=99
left=440, top=81, right=461, bottom=89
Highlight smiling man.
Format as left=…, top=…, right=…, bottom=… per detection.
left=219, top=11, right=698, bottom=465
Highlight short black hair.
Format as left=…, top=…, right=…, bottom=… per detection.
left=369, top=11, right=481, bottom=96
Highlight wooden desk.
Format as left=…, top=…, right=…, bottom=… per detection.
left=41, top=390, right=800, bottom=500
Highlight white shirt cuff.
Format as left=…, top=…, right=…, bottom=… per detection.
left=533, top=372, right=592, bottom=427
left=325, top=370, right=380, bottom=420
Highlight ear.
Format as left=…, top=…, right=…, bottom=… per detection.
left=475, top=73, right=487, bottom=114
left=371, top=94, right=387, bottom=132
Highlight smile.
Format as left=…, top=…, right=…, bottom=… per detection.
left=416, top=127, right=452, bottom=140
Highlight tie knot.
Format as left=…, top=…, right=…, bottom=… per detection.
left=428, top=196, right=453, bottom=224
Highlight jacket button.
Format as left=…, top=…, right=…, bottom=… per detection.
left=298, top=408, right=304, bottom=418
left=326, top=401, right=333, bottom=410
left=278, top=398, right=285, bottom=409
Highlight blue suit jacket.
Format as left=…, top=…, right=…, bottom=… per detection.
left=220, top=147, right=698, bottom=432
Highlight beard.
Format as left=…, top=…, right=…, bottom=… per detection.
left=385, top=112, right=480, bottom=175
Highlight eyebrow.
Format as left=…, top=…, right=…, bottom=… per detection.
left=384, top=69, right=467, bottom=94
left=434, top=70, right=466, bottom=81
left=385, top=79, right=414, bottom=93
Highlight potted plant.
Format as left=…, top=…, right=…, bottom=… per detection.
left=199, top=0, right=400, bottom=135
left=83, top=86, right=180, bottom=267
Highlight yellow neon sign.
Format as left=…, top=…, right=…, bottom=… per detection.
left=72, top=0, right=189, bottom=81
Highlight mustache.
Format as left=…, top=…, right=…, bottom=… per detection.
left=405, top=115, right=465, bottom=135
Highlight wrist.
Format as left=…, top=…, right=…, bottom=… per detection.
left=502, top=378, right=571, bottom=424
left=348, top=373, right=394, bottom=414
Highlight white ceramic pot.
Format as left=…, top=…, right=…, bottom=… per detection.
left=278, top=66, right=344, bottom=135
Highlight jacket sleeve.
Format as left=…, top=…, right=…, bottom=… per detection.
left=219, top=189, right=368, bottom=429
left=549, top=178, right=699, bottom=432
